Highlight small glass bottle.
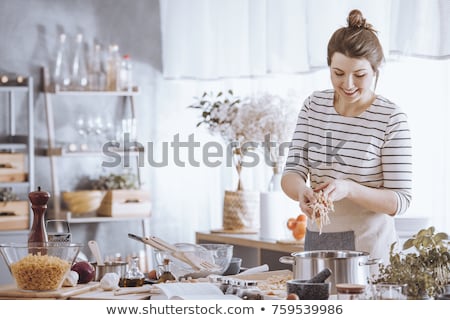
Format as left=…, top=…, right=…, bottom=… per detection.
left=121, top=257, right=145, bottom=287
left=120, top=54, right=133, bottom=91
left=71, top=33, right=88, bottom=90
left=106, top=44, right=121, bottom=91
left=88, top=44, right=106, bottom=91
left=53, top=33, right=71, bottom=90
left=157, top=258, right=177, bottom=283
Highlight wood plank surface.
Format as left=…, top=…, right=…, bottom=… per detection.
left=0, top=282, right=100, bottom=299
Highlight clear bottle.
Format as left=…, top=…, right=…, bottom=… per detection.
left=120, top=54, right=133, bottom=91
left=88, top=44, right=106, bottom=91
left=106, top=44, right=121, bottom=91
left=121, top=257, right=145, bottom=287
left=53, top=33, right=71, bottom=91
left=71, top=33, right=88, bottom=90
left=157, top=258, right=177, bottom=283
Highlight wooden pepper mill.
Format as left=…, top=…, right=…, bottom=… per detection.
left=28, top=186, right=50, bottom=248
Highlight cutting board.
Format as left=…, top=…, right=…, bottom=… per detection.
left=0, top=282, right=100, bottom=299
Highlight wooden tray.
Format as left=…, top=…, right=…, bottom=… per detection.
left=0, top=282, right=100, bottom=299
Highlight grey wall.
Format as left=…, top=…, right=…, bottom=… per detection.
left=0, top=0, right=162, bottom=284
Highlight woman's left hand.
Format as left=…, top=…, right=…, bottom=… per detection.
left=315, top=179, right=352, bottom=202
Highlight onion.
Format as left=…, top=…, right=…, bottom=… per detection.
left=71, top=261, right=95, bottom=284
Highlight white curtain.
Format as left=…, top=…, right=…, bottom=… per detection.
left=160, top=0, right=449, bottom=79
left=153, top=0, right=450, bottom=243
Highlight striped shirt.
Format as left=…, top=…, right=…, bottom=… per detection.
left=284, top=89, right=412, bottom=216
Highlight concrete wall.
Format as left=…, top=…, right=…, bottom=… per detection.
left=0, top=0, right=161, bottom=284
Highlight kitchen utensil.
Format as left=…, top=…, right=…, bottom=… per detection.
left=128, top=233, right=221, bottom=272
left=92, top=261, right=127, bottom=282
left=286, top=279, right=330, bottom=300
left=150, top=236, right=221, bottom=271
left=223, top=257, right=242, bottom=276
left=46, top=220, right=71, bottom=244
left=88, top=240, right=104, bottom=266
left=305, top=268, right=332, bottom=283
left=279, top=250, right=380, bottom=294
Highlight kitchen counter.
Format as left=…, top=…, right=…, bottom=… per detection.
left=196, top=231, right=303, bottom=270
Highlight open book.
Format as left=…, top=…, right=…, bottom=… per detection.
left=151, top=283, right=241, bottom=300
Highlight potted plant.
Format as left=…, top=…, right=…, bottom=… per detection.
left=371, top=226, right=450, bottom=299
left=0, top=187, right=29, bottom=230
left=189, top=90, right=260, bottom=232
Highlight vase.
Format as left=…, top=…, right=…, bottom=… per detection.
left=259, top=165, right=298, bottom=240
left=222, top=190, right=259, bottom=232
left=267, top=165, right=283, bottom=192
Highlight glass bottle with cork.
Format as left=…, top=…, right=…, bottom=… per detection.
left=157, top=258, right=177, bottom=283
left=121, top=256, right=145, bottom=287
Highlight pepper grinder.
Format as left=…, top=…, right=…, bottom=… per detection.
left=28, top=186, right=50, bottom=246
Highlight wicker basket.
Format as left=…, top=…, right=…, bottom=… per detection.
left=62, top=190, right=105, bottom=216
left=222, top=190, right=260, bottom=231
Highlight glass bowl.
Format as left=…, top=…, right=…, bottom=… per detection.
left=154, top=243, right=233, bottom=279
left=198, top=244, right=233, bottom=274
left=0, top=242, right=83, bottom=291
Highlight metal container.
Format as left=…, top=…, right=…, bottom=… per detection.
left=279, top=250, right=380, bottom=294
left=92, top=261, right=127, bottom=281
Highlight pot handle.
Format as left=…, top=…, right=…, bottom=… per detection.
left=359, top=258, right=382, bottom=266
left=279, top=256, right=295, bottom=265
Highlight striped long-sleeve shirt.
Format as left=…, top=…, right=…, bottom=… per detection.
left=284, top=89, right=412, bottom=216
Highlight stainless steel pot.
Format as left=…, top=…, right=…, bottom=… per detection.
left=92, top=261, right=127, bottom=281
left=279, top=250, right=380, bottom=294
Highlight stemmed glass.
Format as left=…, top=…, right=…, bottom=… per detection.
left=76, top=116, right=89, bottom=151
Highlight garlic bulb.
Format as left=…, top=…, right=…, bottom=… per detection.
left=63, top=271, right=79, bottom=287
left=100, top=272, right=120, bottom=291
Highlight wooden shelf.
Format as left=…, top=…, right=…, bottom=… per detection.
left=44, top=85, right=140, bottom=96
left=37, top=147, right=144, bottom=157
left=66, top=214, right=151, bottom=224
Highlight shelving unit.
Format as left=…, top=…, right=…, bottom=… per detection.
left=40, top=67, right=144, bottom=219
left=0, top=76, right=34, bottom=232
left=40, top=66, right=152, bottom=270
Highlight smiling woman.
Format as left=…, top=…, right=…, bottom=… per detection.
left=153, top=0, right=450, bottom=245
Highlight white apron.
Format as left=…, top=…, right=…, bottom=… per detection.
left=304, top=198, right=398, bottom=275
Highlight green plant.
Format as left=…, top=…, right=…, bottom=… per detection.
left=0, top=187, right=18, bottom=202
left=91, top=173, right=138, bottom=191
left=188, top=90, right=241, bottom=143
left=372, top=226, right=450, bottom=299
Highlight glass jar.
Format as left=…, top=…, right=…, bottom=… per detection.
left=157, top=258, right=177, bottom=283
left=121, top=257, right=145, bottom=287
left=237, top=280, right=263, bottom=300
left=336, top=283, right=366, bottom=300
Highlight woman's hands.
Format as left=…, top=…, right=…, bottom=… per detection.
left=315, top=179, right=351, bottom=203
left=299, top=179, right=351, bottom=219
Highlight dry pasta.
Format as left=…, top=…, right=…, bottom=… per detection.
left=309, top=190, right=334, bottom=234
left=11, top=254, right=70, bottom=291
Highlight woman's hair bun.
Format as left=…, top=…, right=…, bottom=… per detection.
left=347, top=9, right=373, bottom=30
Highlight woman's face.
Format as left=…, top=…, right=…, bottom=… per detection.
left=330, top=52, right=375, bottom=105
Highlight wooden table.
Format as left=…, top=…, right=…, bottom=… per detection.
left=195, top=231, right=304, bottom=270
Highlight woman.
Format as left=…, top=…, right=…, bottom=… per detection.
left=281, top=9, right=412, bottom=268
